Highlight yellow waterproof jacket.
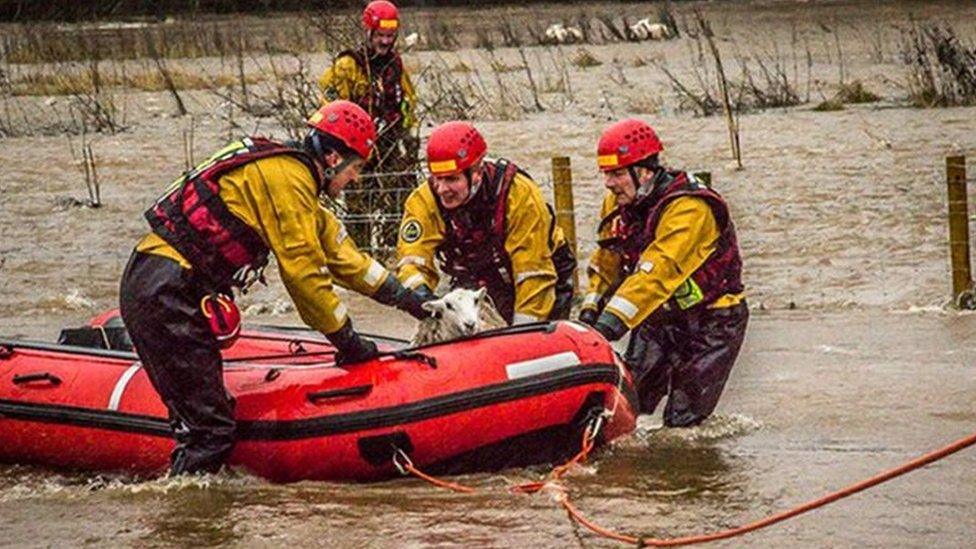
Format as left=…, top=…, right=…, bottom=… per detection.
left=318, top=51, right=417, bottom=132
left=396, top=172, right=568, bottom=323
left=583, top=191, right=743, bottom=330
left=137, top=155, right=392, bottom=336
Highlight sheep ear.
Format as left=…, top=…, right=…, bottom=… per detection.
left=475, top=287, right=487, bottom=301
left=423, top=300, right=444, bottom=313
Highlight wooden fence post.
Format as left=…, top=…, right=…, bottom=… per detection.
left=552, top=156, right=579, bottom=294
left=693, top=171, right=712, bottom=187
left=947, top=155, right=974, bottom=308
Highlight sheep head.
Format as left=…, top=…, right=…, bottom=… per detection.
left=421, top=287, right=487, bottom=338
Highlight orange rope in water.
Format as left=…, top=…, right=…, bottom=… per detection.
left=395, top=423, right=976, bottom=546
left=395, top=425, right=596, bottom=495
left=400, top=461, right=476, bottom=494
left=559, top=429, right=976, bottom=546
left=511, top=426, right=595, bottom=495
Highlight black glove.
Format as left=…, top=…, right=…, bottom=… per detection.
left=326, top=320, right=379, bottom=366
left=592, top=312, right=628, bottom=342
left=396, top=285, right=436, bottom=321
left=373, top=277, right=435, bottom=321
left=577, top=308, right=599, bottom=327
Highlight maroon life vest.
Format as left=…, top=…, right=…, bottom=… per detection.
left=145, top=137, right=323, bottom=290
left=601, top=170, right=744, bottom=311
left=340, top=48, right=406, bottom=129
left=433, top=160, right=576, bottom=322
left=434, top=159, right=520, bottom=320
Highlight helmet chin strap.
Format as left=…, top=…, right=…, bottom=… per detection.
left=451, top=166, right=481, bottom=207
left=323, top=155, right=357, bottom=183
left=628, top=164, right=665, bottom=204
left=308, top=132, right=358, bottom=187
left=464, top=168, right=478, bottom=203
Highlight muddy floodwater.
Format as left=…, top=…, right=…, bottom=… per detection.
left=1, top=0, right=975, bottom=546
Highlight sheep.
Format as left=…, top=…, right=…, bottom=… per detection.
left=544, top=23, right=584, bottom=45
left=401, top=32, right=421, bottom=50
left=411, top=287, right=507, bottom=346
left=629, top=18, right=671, bottom=41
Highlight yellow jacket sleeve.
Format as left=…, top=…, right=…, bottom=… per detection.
left=220, top=155, right=350, bottom=336
left=504, top=174, right=559, bottom=323
left=317, top=205, right=392, bottom=296
left=582, top=192, right=624, bottom=314
left=318, top=54, right=369, bottom=105
left=602, top=196, right=721, bottom=330
left=395, top=184, right=445, bottom=291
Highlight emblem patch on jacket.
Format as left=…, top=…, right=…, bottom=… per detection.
left=400, top=219, right=423, bottom=243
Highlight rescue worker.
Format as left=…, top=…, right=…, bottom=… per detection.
left=395, top=121, right=577, bottom=325
left=318, top=0, right=418, bottom=251
left=318, top=0, right=416, bottom=140
left=579, top=118, right=748, bottom=428
left=119, top=100, right=431, bottom=476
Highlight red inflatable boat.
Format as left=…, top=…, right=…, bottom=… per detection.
left=0, top=315, right=637, bottom=482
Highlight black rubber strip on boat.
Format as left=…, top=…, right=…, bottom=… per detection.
left=0, top=364, right=621, bottom=441
left=0, top=400, right=171, bottom=437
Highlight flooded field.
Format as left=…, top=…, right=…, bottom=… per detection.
left=1, top=0, right=975, bottom=546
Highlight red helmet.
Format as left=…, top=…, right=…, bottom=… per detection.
left=363, top=1, right=399, bottom=31
left=307, top=100, right=376, bottom=160
left=426, top=121, right=487, bottom=176
left=596, top=118, right=663, bottom=171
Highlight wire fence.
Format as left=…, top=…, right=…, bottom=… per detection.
left=336, top=168, right=574, bottom=257
left=336, top=169, right=425, bottom=261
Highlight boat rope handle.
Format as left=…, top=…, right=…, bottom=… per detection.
left=378, top=350, right=438, bottom=369
left=288, top=340, right=307, bottom=355
left=307, top=384, right=373, bottom=403
left=224, top=349, right=336, bottom=363
left=12, top=372, right=62, bottom=386
left=0, top=344, right=12, bottom=359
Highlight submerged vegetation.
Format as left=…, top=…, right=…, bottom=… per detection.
left=1, top=4, right=973, bottom=140
left=899, top=23, right=976, bottom=108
